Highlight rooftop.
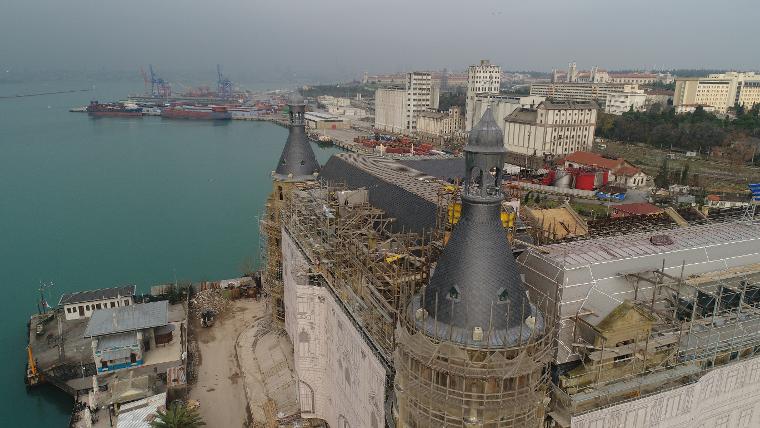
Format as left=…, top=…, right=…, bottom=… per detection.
left=59, top=285, right=136, bottom=306
left=84, top=300, right=168, bottom=337
left=611, top=202, right=663, bottom=216
left=320, top=153, right=441, bottom=233
left=537, top=221, right=760, bottom=270
left=563, top=151, right=625, bottom=170
left=116, top=392, right=166, bottom=428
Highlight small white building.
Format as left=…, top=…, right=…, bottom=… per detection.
left=604, top=89, right=647, bottom=115
left=59, top=285, right=136, bottom=321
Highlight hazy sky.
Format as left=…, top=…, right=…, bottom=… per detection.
left=2, top=0, right=759, bottom=81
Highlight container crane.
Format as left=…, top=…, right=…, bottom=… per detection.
left=149, top=64, right=172, bottom=98
left=216, top=64, right=233, bottom=99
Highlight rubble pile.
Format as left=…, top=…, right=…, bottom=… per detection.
left=190, top=289, right=230, bottom=319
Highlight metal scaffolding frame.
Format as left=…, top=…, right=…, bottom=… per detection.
left=389, top=185, right=559, bottom=428
left=551, top=261, right=760, bottom=417
left=280, top=182, right=432, bottom=364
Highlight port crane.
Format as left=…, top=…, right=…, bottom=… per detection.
left=216, top=64, right=233, bottom=99
left=148, top=64, right=172, bottom=98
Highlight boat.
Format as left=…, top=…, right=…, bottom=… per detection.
left=160, top=105, right=232, bottom=120
left=86, top=101, right=143, bottom=117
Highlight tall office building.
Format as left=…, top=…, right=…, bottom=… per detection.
left=465, top=60, right=501, bottom=131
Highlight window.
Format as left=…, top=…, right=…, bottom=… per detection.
left=497, top=288, right=510, bottom=304
left=447, top=286, right=461, bottom=302
left=110, top=302, right=116, bottom=308
left=96, top=303, right=101, bottom=310
left=124, top=300, right=130, bottom=306
left=86, top=305, right=90, bottom=311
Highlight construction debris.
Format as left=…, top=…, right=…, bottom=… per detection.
left=190, top=289, right=230, bottom=320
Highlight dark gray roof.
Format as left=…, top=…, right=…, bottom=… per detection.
left=398, top=158, right=465, bottom=182
left=320, top=153, right=439, bottom=233
left=59, top=285, right=136, bottom=306
left=274, top=123, right=321, bottom=180
left=466, top=107, right=505, bottom=153
left=84, top=300, right=168, bottom=337
left=505, top=108, right=538, bottom=124
left=422, top=201, right=531, bottom=335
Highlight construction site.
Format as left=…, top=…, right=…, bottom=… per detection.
left=254, top=94, right=760, bottom=428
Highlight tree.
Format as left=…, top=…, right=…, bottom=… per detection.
left=654, top=157, right=670, bottom=189
left=151, top=401, right=206, bottom=428
left=680, top=163, right=690, bottom=185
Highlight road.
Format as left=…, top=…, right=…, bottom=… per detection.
left=190, top=299, right=264, bottom=427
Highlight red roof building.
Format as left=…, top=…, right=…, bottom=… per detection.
left=563, top=151, right=648, bottom=188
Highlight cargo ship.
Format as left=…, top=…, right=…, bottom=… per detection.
left=86, top=101, right=143, bottom=117
left=160, top=105, right=232, bottom=120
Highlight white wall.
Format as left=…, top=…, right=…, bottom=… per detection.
left=572, top=356, right=760, bottom=428
left=282, top=229, right=387, bottom=428
left=374, top=89, right=406, bottom=133
left=63, top=296, right=134, bottom=321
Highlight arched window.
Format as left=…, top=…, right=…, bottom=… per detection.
left=278, top=186, right=283, bottom=201
left=468, top=166, right=483, bottom=194
left=298, top=381, right=315, bottom=413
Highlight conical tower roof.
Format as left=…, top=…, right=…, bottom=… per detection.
left=274, top=93, right=320, bottom=180
left=466, top=107, right=505, bottom=153
left=419, top=108, right=531, bottom=344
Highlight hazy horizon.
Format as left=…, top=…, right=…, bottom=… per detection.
left=2, top=0, right=759, bottom=83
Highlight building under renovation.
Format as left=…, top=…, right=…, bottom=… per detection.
left=261, top=93, right=321, bottom=323
left=261, top=93, right=760, bottom=427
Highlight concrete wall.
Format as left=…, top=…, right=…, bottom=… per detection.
left=374, top=89, right=406, bottom=133
left=282, top=229, right=387, bottom=428
left=571, top=356, right=760, bottom=428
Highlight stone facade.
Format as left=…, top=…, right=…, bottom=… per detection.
left=572, top=356, right=760, bottom=428
left=282, top=228, right=387, bottom=428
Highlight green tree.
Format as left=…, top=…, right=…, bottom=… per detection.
left=680, top=163, right=690, bottom=185
left=654, top=157, right=670, bottom=189
left=151, top=402, right=206, bottom=428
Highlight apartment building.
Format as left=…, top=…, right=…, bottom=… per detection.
left=374, top=72, right=439, bottom=134
left=465, top=59, right=501, bottom=131
left=530, top=82, right=638, bottom=104
left=675, top=72, right=760, bottom=113
left=504, top=101, right=597, bottom=156
left=416, top=106, right=463, bottom=137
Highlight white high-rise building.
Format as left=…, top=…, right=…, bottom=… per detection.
left=374, top=72, right=438, bottom=134
left=465, top=60, right=501, bottom=131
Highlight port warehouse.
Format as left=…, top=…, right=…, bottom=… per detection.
left=267, top=146, right=760, bottom=427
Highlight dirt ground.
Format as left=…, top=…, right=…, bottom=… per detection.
left=189, top=298, right=265, bottom=427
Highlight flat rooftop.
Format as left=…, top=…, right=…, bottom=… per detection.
left=84, top=300, right=168, bottom=337
left=538, top=221, right=760, bottom=270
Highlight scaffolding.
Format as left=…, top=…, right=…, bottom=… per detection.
left=281, top=182, right=432, bottom=363
left=386, top=185, right=559, bottom=427
left=552, top=262, right=760, bottom=418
